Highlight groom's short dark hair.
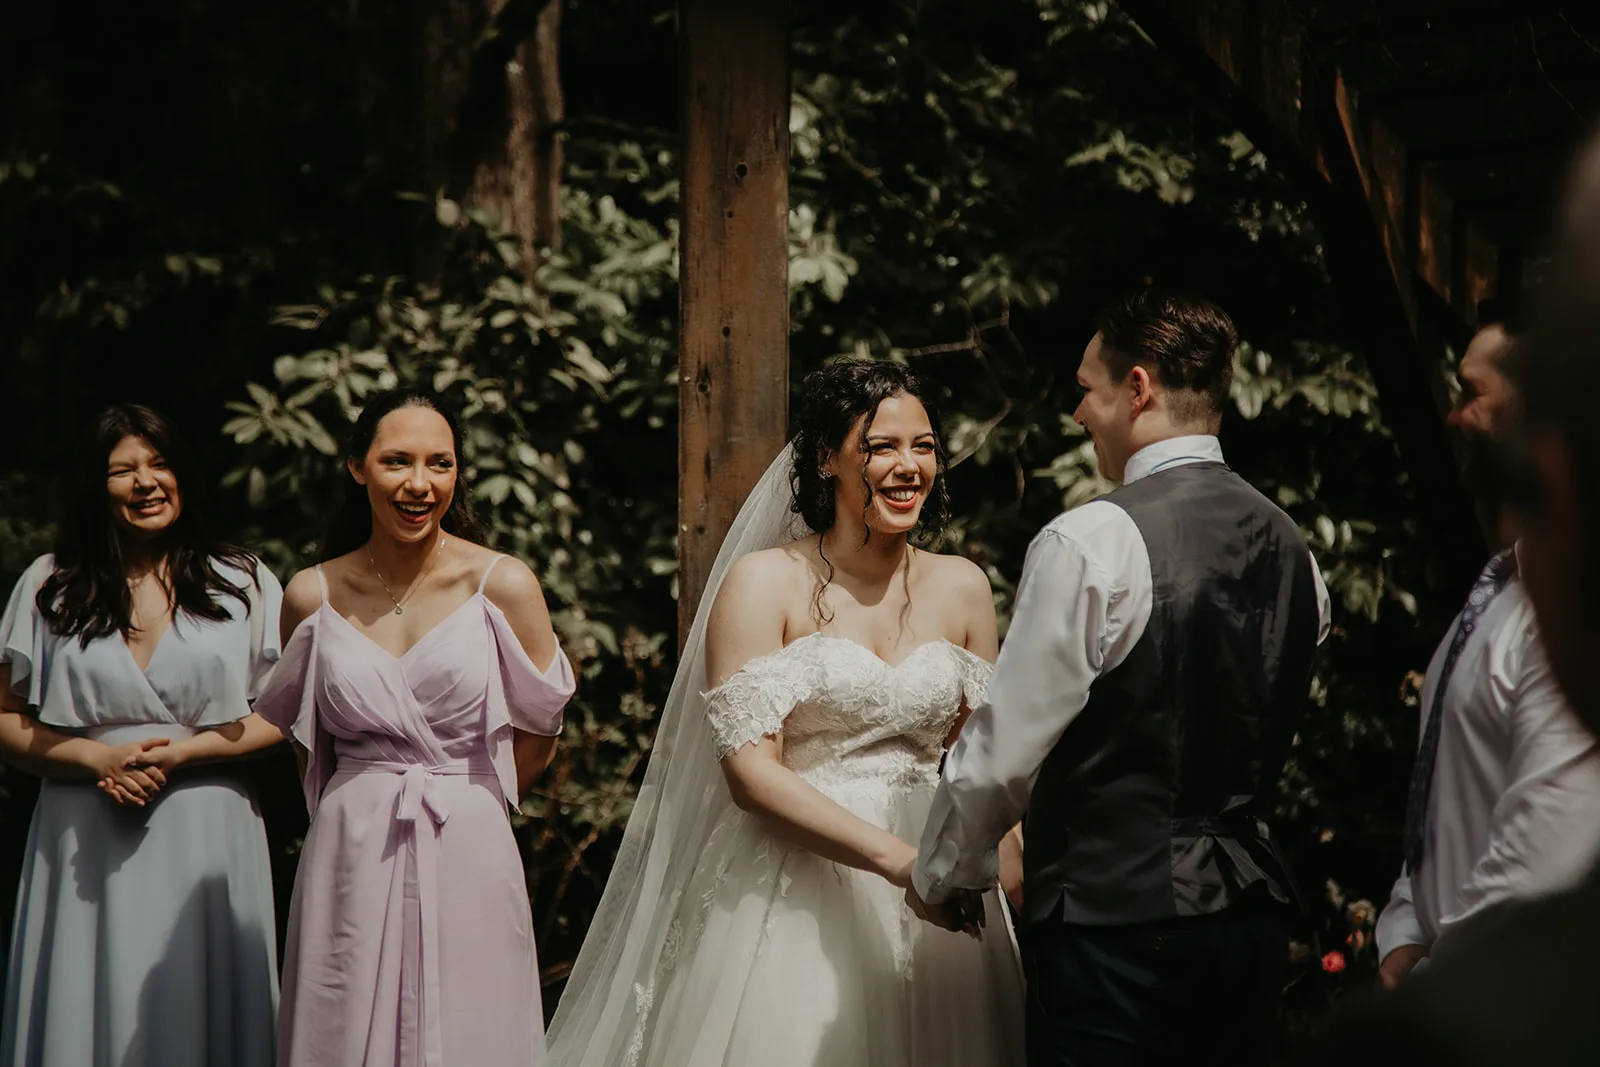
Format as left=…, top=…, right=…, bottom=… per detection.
left=1093, top=290, right=1238, bottom=423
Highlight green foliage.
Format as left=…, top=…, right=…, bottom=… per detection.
left=5, top=0, right=1458, bottom=1031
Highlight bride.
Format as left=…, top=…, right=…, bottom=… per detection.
left=544, top=359, right=1025, bottom=1066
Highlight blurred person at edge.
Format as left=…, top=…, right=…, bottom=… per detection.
left=1313, top=125, right=1600, bottom=1065
left=1372, top=298, right=1600, bottom=993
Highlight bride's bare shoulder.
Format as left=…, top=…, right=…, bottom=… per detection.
left=917, top=550, right=991, bottom=599
left=718, top=537, right=817, bottom=599
left=706, top=540, right=816, bottom=673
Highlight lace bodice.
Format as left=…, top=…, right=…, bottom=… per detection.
left=704, top=633, right=992, bottom=801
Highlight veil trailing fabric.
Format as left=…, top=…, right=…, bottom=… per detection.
left=544, top=443, right=809, bottom=1066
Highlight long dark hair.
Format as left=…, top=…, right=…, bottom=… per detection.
left=790, top=358, right=951, bottom=621
left=319, top=388, right=485, bottom=561
left=38, top=404, right=257, bottom=645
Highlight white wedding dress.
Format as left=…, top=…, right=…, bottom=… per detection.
left=544, top=447, right=1025, bottom=1067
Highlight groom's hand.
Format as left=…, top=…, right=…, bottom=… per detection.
left=905, top=884, right=986, bottom=939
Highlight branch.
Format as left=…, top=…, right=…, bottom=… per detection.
left=796, top=88, right=973, bottom=233
left=1557, top=11, right=1600, bottom=57
left=1529, top=18, right=1581, bottom=119
left=557, top=114, right=679, bottom=144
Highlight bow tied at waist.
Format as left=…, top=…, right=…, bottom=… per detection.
left=395, top=765, right=452, bottom=829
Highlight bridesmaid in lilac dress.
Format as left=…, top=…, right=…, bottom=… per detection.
left=256, top=389, right=575, bottom=1067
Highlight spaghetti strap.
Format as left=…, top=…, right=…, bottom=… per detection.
left=313, top=564, right=329, bottom=604
left=477, top=554, right=507, bottom=595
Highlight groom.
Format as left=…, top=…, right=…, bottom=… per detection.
left=909, top=290, right=1330, bottom=1066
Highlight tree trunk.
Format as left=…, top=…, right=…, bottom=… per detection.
left=350, top=0, right=562, bottom=279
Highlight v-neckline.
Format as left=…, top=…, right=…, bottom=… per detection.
left=323, top=593, right=483, bottom=662
left=123, top=619, right=173, bottom=677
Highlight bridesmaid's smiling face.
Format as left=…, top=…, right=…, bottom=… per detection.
left=348, top=405, right=459, bottom=545
left=105, top=434, right=183, bottom=540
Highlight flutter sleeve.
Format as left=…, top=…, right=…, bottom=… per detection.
left=246, top=559, right=285, bottom=700
left=483, top=600, right=577, bottom=807
left=702, top=644, right=816, bottom=758
left=0, top=555, right=56, bottom=710
left=253, top=613, right=333, bottom=819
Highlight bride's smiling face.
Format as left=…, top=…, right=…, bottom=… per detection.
left=822, top=392, right=938, bottom=538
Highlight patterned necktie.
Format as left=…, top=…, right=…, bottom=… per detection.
left=1402, top=549, right=1517, bottom=873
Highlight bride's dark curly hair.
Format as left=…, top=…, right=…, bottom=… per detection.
left=790, top=358, right=951, bottom=620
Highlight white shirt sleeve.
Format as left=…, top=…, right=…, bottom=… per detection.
left=912, top=504, right=1148, bottom=904
left=1311, top=552, right=1332, bottom=646
left=1437, top=624, right=1600, bottom=945
left=1376, top=869, right=1428, bottom=958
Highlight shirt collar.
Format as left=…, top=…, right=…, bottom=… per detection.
left=1122, top=435, right=1225, bottom=485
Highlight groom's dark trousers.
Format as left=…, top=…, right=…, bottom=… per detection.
left=1014, top=463, right=1320, bottom=1067
left=1020, top=887, right=1289, bottom=1067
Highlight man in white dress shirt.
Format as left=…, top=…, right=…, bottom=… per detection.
left=908, top=290, right=1331, bottom=1067
left=1315, top=125, right=1600, bottom=1067
left=1373, top=314, right=1600, bottom=990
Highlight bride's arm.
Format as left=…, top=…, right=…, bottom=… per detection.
left=943, top=556, right=999, bottom=748
left=707, top=555, right=920, bottom=888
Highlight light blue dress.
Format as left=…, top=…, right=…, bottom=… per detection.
left=0, top=553, right=281, bottom=1067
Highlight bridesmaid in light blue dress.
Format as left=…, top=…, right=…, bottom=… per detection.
left=0, top=404, right=284, bottom=1067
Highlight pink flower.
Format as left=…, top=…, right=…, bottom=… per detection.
left=1321, top=951, right=1347, bottom=974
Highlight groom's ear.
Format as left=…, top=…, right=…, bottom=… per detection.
left=1128, top=365, right=1155, bottom=415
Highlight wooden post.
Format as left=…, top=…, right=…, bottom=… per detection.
left=677, top=0, right=791, bottom=645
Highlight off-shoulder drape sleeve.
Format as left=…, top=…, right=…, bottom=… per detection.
left=703, top=646, right=817, bottom=758
left=0, top=555, right=55, bottom=710
left=953, top=647, right=995, bottom=711
left=483, top=600, right=576, bottom=807
left=254, top=614, right=334, bottom=819
left=246, top=560, right=284, bottom=701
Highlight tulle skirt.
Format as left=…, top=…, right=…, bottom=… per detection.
left=618, top=782, right=1025, bottom=1067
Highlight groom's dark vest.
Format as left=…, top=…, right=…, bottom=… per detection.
left=1020, top=461, right=1321, bottom=929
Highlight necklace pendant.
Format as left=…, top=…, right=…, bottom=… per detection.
left=394, top=605, right=405, bottom=616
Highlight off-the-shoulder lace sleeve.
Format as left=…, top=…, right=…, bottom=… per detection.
left=483, top=599, right=577, bottom=807
left=253, top=613, right=333, bottom=819
left=953, top=646, right=995, bottom=709
left=703, top=644, right=817, bottom=757
left=0, top=555, right=54, bottom=710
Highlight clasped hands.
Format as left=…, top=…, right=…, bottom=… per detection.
left=89, top=737, right=186, bottom=807
left=904, top=883, right=987, bottom=940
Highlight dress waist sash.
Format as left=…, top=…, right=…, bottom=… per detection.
left=335, top=757, right=490, bottom=1067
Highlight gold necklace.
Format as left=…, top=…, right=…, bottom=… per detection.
left=366, top=535, right=446, bottom=616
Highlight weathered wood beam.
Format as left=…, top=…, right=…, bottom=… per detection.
left=677, top=0, right=791, bottom=645
left=1120, top=0, right=1490, bottom=595
left=1315, top=68, right=1489, bottom=598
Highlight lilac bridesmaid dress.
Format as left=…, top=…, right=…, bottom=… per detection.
left=255, top=556, right=575, bottom=1067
